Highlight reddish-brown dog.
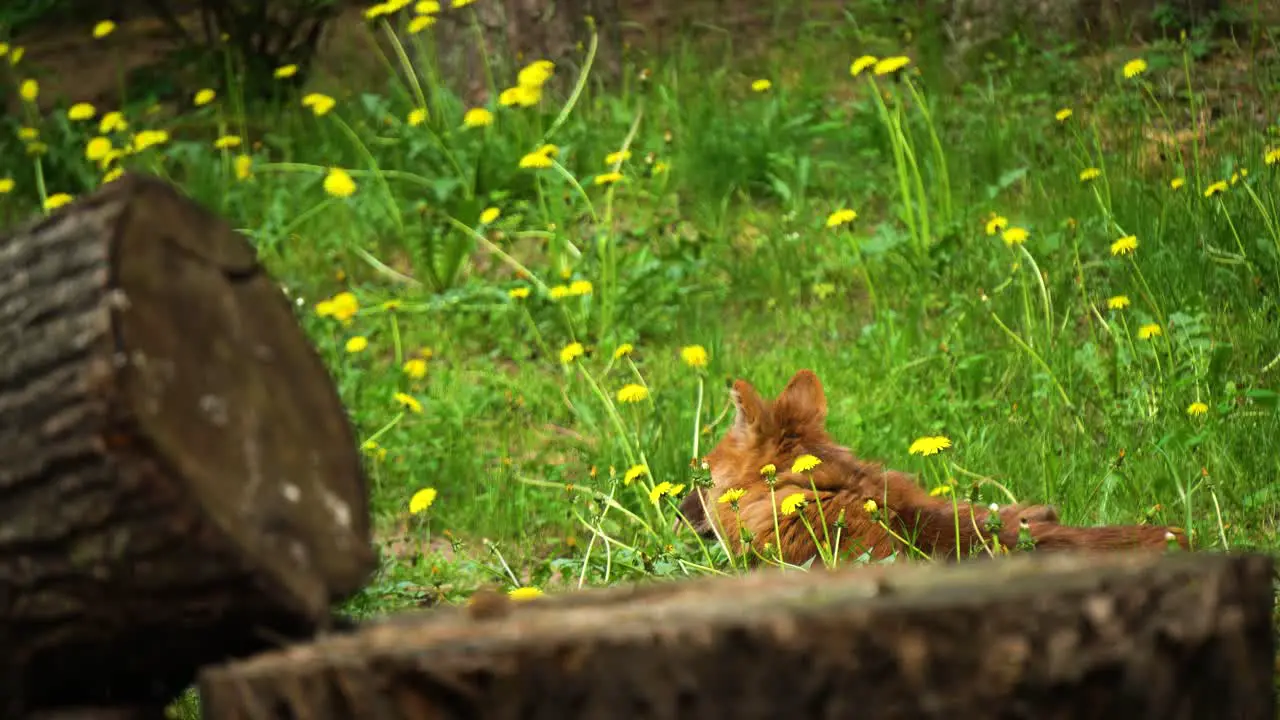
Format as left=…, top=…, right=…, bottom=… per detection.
left=678, top=369, right=1189, bottom=565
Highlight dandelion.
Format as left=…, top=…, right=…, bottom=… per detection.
left=759, top=463, right=777, bottom=477
left=364, top=3, right=396, bottom=19
left=517, top=59, right=555, bottom=88
left=1001, top=226, right=1028, bottom=247
left=395, top=392, right=424, bottom=414
left=315, top=291, right=359, bottom=324
left=85, top=136, right=113, bottom=162
left=850, top=55, right=878, bottom=76
left=613, top=343, right=634, bottom=359
left=680, top=344, right=709, bottom=369
left=826, top=208, right=857, bottom=227
left=873, top=56, right=911, bottom=75
left=791, top=454, right=821, bottom=473
left=0, top=178, right=13, bottom=194
left=928, top=485, right=953, bottom=497
left=409, top=487, right=437, bottom=514
left=463, top=107, right=493, bottom=128
left=1186, top=401, right=1208, bottom=417
left=1170, top=177, right=1186, bottom=190
left=568, top=279, right=593, bottom=295
left=616, top=383, right=649, bottom=403
left=93, top=20, right=116, bottom=38
left=548, top=285, right=571, bottom=300
left=193, top=88, right=216, bottom=106
left=593, top=172, right=623, bottom=186
left=274, top=64, right=298, bottom=79
left=862, top=499, right=878, bottom=514
left=719, top=488, right=746, bottom=505
left=560, top=342, right=585, bottom=364
left=605, top=150, right=631, bottom=165
left=649, top=481, right=680, bottom=504
left=499, top=85, right=541, bottom=108
left=1266, top=148, right=1280, bottom=166
left=345, top=336, right=369, bottom=354
left=324, top=168, right=357, bottom=197
left=1203, top=181, right=1227, bottom=197
left=780, top=492, right=808, bottom=516
left=102, top=168, right=123, bottom=183
left=508, top=287, right=530, bottom=300
left=1137, top=323, right=1162, bottom=340
left=99, top=111, right=127, bottom=134
left=985, top=214, right=1009, bottom=236
left=407, top=108, right=426, bottom=127
left=234, top=154, right=253, bottom=180
left=1079, top=167, right=1102, bottom=182
left=408, top=15, right=435, bottom=32
left=1123, top=58, right=1148, bottom=79
left=302, top=93, right=336, bottom=116
left=9, top=47, right=24, bottom=65
left=751, top=79, right=772, bottom=92
left=908, top=435, right=952, bottom=456
left=1110, top=235, right=1138, bottom=256
left=214, top=135, right=242, bottom=150
left=519, top=146, right=556, bottom=169
left=43, top=193, right=73, bottom=211
left=1054, top=108, right=1073, bottom=122
left=624, top=464, right=648, bottom=485
left=132, top=129, right=170, bottom=151
left=1107, top=295, right=1131, bottom=310
left=417, top=0, right=441, bottom=12
left=480, top=207, right=501, bottom=224
left=68, top=103, right=96, bottom=121
left=19, top=79, right=39, bottom=102
left=403, top=358, right=428, bottom=379
left=508, top=587, right=543, bottom=601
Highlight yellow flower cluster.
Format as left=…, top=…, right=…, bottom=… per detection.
left=500, top=59, right=555, bottom=108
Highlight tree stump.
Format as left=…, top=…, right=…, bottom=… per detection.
left=0, top=173, right=377, bottom=718
left=199, top=551, right=1275, bottom=719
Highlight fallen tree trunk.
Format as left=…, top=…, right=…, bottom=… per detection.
left=0, top=174, right=377, bottom=718
left=199, top=551, right=1275, bottom=719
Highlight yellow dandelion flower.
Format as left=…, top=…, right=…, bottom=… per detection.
left=17, top=126, right=38, bottom=141
left=234, top=154, right=253, bottom=181
left=9, top=47, right=24, bottom=65
left=568, top=279, right=593, bottom=295
left=1265, top=148, right=1280, bottom=165
left=316, top=291, right=360, bottom=324
left=680, top=344, right=709, bottom=368
left=791, top=454, right=822, bottom=473
left=214, top=134, right=242, bottom=150
left=649, top=481, right=676, bottom=504
left=1170, top=177, right=1185, bottom=190
left=1110, top=235, right=1138, bottom=256
left=985, top=214, right=1009, bottom=236
left=395, top=392, right=424, bottom=414
left=93, top=20, right=116, bottom=38
left=928, top=485, right=953, bottom=497
left=850, top=55, right=878, bottom=76
left=68, top=103, right=96, bottom=121
left=1002, top=226, right=1028, bottom=247
left=463, top=107, right=493, bottom=128
left=85, top=136, right=113, bottom=162
left=1107, top=295, right=1131, bottom=310
left=408, top=14, right=435, bottom=32
left=416, top=0, right=441, bottom=12
left=1203, top=181, right=1227, bottom=197
left=102, top=168, right=123, bottom=184
left=407, top=108, right=427, bottom=126
left=302, top=92, right=336, bottom=116
left=593, top=172, right=623, bottom=186
left=19, top=79, right=38, bottom=102
left=908, top=435, right=952, bottom=456
left=873, top=56, right=911, bottom=75
left=517, top=59, right=555, bottom=88
left=403, top=358, right=428, bottom=379
left=560, top=342, right=585, bottom=364
left=751, top=79, right=772, bottom=92
left=132, top=129, right=170, bottom=151
left=345, top=336, right=369, bottom=353
left=508, top=586, right=542, bottom=601
left=613, top=343, right=634, bottom=359
left=324, top=168, right=357, bottom=197
left=759, top=463, right=777, bottom=476
left=479, top=206, right=500, bottom=224
left=616, top=383, right=649, bottom=403
left=1123, top=58, right=1148, bottom=79
left=519, top=148, right=555, bottom=169
left=1186, top=401, right=1208, bottom=417
left=363, top=2, right=395, bottom=20
left=453, top=0, right=475, bottom=6
left=43, top=193, right=73, bottom=211
left=508, top=286, right=531, bottom=300
left=619, top=464, right=647, bottom=485
left=274, top=64, right=298, bottom=79
left=1137, top=323, right=1162, bottom=340
left=1055, top=108, right=1073, bottom=122
left=193, top=88, right=216, bottom=106
left=548, top=285, right=571, bottom=300
left=99, top=111, right=127, bottom=134
left=826, top=208, right=857, bottom=227
left=409, top=487, right=437, bottom=514
left=780, top=492, right=808, bottom=516
left=719, top=488, right=746, bottom=505
left=1079, top=167, right=1102, bottom=182
left=862, top=499, right=878, bottom=513
left=605, top=150, right=631, bottom=165
left=0, top=178, right=13, bottom=194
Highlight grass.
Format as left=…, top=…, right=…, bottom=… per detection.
left=3, top=1, right=1279, bottom=715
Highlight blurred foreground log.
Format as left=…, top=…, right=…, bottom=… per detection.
left=201, top=551, right=1275, bottom=719
left=0, top=174, right=377, bottom=718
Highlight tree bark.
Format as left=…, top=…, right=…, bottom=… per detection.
left=199, top=551, right=1275, bottom=719
left=0, top=173, right=377, bottom=718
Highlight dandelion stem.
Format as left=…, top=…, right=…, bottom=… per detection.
left=988, top=308, right=1086, bottom=434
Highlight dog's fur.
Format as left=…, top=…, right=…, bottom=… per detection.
left=678, top=369, right=1188, bottom=565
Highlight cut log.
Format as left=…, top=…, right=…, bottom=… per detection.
left=199, top=551, right=1275, bottom=720
left=0, top=173, right=377, bottom=717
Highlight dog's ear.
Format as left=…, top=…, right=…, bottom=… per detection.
left=730, top=378, right=772, bottom=439
left=674, top=488, right=714, bottom=535
left=775, top=369, right=827, bottom=426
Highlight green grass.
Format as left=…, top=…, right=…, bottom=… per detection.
left=3, top=2, right=1279, bottom=715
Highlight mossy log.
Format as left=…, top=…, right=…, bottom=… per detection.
left=0, top=174, right=377, bottom=718
left=200, top=551, right=1275, bottom=720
